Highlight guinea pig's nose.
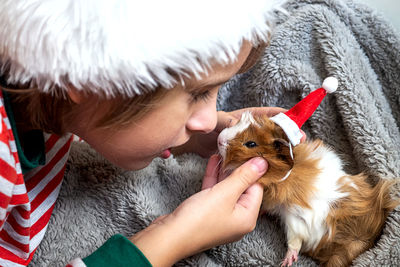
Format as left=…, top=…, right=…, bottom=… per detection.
left=217, top=136, right=223, bottom=146
left=217, top=137, right=227, bottom=148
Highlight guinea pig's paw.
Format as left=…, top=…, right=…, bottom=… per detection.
left=280, top=248, right=299, bottom=267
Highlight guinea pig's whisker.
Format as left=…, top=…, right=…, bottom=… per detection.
left=217, top=158, right=223, bottom=168
left=210, top=156, right=224, bottom=179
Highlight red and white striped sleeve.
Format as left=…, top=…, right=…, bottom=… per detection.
left=0, top=90, right=74, bottom=266
left=0, top=107, right=19, bottom=230
left=0, top=93, right=31, bottom=266
left=0, top=92, right=27, bottom=229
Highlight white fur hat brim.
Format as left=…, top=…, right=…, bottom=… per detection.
left=0, top=0, right=286, bottom=97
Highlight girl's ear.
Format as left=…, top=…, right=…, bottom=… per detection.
left=237, top=42, right=267, bottom=74
left=67, top=88, right=84, bottom=104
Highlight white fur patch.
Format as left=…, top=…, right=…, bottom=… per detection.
left=282, top=145, right=349, bottom=251
left=0, top=0, right=286, bottom=97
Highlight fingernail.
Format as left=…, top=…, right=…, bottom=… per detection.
left=250, top=157, right=268, bottom=173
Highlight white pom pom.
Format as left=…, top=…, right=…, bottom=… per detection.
left=322, top=77, right=338, bottom=93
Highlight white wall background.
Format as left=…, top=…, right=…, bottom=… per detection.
left=362, top=0, right=400, bottom=31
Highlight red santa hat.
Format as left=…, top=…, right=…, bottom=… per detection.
left=0, top=0, right=285, bottom=97
left=270, top=77, right=339, bottom=146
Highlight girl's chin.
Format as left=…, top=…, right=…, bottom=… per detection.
left=109, top=149, right=172, bottom=170
left=124, top=160, right=154, bottom=170
left=123, top=154, right=172, bottom=170
left=109, top=156, right=154, bottom=170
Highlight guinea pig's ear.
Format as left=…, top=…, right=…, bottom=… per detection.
left=272, top=138, right=294, bottom=167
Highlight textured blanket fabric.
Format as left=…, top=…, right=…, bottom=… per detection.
left=30, top=0, right=400, bottom=266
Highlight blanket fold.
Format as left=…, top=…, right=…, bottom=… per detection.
left=31, top=0, right=400, bottom=266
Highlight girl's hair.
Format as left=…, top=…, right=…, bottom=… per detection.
left=4, top=85, right=168, bottom=136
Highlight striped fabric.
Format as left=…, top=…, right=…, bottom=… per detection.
left=0, top=91, right=73, bottom=266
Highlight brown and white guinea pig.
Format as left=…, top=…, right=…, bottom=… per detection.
left=217, top=111, right=398, bottom=267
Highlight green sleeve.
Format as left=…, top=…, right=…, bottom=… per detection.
left=83, top=234, right=152, bottom=267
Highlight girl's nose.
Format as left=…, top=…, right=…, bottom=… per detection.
left=186, top=110, right=218, bottom=134
left=186, top=87, right=220, bottom=134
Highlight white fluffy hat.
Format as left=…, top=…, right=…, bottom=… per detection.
left=0, top=0, right=285, bottom=97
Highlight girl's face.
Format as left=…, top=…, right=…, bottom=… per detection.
left=68, top=42, right=253, bottom=170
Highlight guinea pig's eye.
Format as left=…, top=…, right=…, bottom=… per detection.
left=244, top=141, right=257, bottom=148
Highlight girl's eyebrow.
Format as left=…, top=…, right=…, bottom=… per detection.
left=186, top=77, right=231, bottom=92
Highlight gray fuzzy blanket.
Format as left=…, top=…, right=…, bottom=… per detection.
left=30, top=0, right=400, bottom=266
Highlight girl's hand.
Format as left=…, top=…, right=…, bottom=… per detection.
left=130, top=155, right=267, bottom=266
left=172, top=107, right=305, bottom=158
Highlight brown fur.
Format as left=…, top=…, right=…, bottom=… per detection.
left=307, top=176, right=398, bottom=267
left=222, top=114, right=398, bottom=266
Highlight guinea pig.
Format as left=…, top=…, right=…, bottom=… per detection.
left=217, top=111, right=398, bottom=267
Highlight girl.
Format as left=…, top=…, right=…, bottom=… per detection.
left=0, top=0, right=291, bottom=266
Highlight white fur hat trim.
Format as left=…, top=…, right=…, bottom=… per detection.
left=0, top=0, right=286, bottom=97
left=270, top=112, right=303, bottom=146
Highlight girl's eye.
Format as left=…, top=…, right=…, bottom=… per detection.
left=191, top=90, right=211, bottom=103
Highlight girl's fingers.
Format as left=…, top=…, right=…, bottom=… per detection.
left=216, top=157, right=268, bottom=200
left=214, top=111, right=237, bottom=133
left=300, top=130, right=307, bottom=143
left=247, top=107, right=287, bottom=117
left=236, top=182, right=263, bottom=212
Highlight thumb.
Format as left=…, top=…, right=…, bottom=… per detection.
left=217, top=157, right=268, bottom=200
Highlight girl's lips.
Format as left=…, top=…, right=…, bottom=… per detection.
left=161, top=149, right=171, bottom=159
left=160, top=138, right=189, bottom=159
